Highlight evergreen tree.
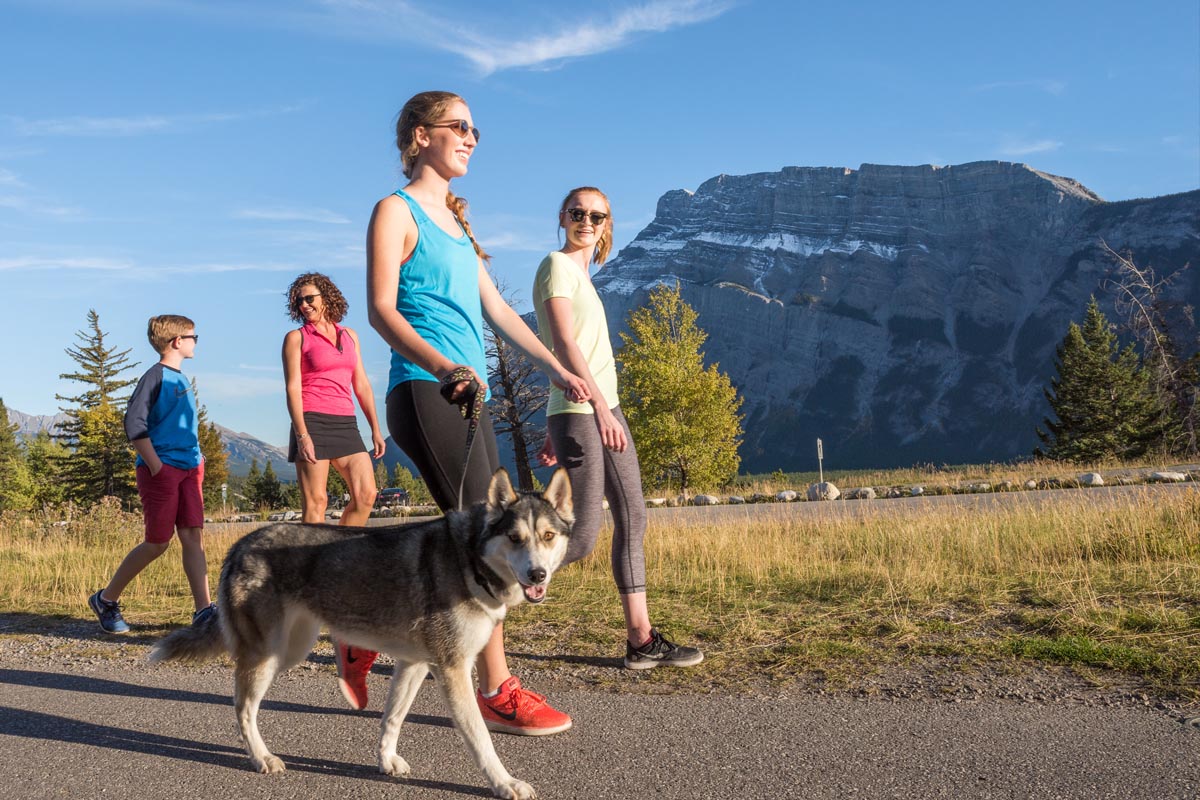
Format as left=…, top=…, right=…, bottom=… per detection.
left=375, top=461, right=389, bottom=491
left=25, top=430, right=68, bottom=508
left=192, top=379, right=229, bottom=513
left=0, top=398, right=35, bottom=511
left=254, top=460, right=286, bottom=510
left=1037, top=297, right=1163, bottom=462
left=617, top=283, right=743, bottom=494
left=70, top=403, right=137, bottom=504
left=1107, top=243, right=1199, bottom=457
left=244, top=458, right=262, bottom=509
left=392, top=464, right=432, bottom=505
left=55, top=310, right=139, bottom=506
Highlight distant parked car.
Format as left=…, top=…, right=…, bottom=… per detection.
left=375, top=487, right=410, bottom=509
left=283, top=510, right=301, bottom=521
left=268, top=512, right=284, bottom=522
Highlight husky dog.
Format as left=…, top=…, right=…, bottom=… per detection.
left=151, top=468, right=572, bottom=800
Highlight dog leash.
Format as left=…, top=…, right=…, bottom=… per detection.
left=440, top=367, right=504, bottom=601
left=439, top=366, right=484, bottom=513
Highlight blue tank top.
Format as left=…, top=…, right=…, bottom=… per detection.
left=387, top=189, right=490, bottom=399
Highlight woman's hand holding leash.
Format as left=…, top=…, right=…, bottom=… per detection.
left=551, top=369, right=590, bottom=405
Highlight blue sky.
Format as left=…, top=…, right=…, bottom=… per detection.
left=3, top=0, right=1198, bottom=447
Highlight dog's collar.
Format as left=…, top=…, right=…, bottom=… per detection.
left=468, top=552, right=504, bottom=601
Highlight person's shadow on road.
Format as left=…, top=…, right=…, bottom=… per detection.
left=0, top=704, right=489, bottom=795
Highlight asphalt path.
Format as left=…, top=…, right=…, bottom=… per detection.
left=642, top=481, right=1200, bottom=525
left=204, top=482, right=1200, bottom=535
left=1, top=655, right=1197, bottom=800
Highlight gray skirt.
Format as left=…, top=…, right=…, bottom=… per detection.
left=288, top=412, right=367, bottom=462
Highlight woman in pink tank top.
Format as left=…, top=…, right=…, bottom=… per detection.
left=282, top=272, right=385, bottom=525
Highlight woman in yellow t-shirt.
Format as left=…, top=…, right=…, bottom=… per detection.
left=534, top=186, right=703, bottom=670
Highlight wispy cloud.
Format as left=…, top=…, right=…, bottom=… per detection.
left=0, top=252, right=304, bottom=275
left=236, top=207, right=352, bottom=225
left=29, top=1, right=732, bottom=76
left=191, top=372, right=283, bottom=400
left=0, top=255, right=135, bottom=272
left=477, top=230, right=556, bottom=252
left=315, top=0, right=733, bottom=75
left=0, top=194, right=86, bottom=217
left=972, top=79, right=1067, bottom=96
left=6, top=105, right=304, bottom=137
left=998, top=139, right=1063, bottom=157
left=0, top=168, right=26, bottom=188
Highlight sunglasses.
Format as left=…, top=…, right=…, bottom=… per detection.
left=297, top=293, right=321, bottom=306
left=427, top=119, right=481, bottom=143
left=177, top=334, right=199, bottom=341
left=565, top=208, right=609, bottom=226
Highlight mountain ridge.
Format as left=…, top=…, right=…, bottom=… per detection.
left=593, top=160, right=1199, bottom=470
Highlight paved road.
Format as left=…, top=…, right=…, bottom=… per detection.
left=204, top=482, right=1200, bottom=534
left=1, top=655, right=1197, bottom=800
left=645, top=482, right=1200, bottom=524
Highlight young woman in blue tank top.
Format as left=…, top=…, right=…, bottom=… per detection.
left=353, top=91, right=589, bottom=736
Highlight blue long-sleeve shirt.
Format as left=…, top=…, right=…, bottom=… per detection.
left=124, top=363, right=203, bottom=469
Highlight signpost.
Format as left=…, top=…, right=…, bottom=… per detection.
left=221, top=483, right=227, bottom=518
left=817, top=438, right=824, bottom=484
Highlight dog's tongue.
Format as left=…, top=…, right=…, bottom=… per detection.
left=523, top=584, right=546, bottom=602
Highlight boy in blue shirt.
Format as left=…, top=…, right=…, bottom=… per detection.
left=88, top=315, right=214, bottom=633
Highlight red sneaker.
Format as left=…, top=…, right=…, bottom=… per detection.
left=334, top=642, right=377, bottom=710
left=476, top=676, right=572, bottom=736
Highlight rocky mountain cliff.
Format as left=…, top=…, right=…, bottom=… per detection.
left=593, top=161, right=1200, bottom=470
left=213, top=424, right=294, bottom=480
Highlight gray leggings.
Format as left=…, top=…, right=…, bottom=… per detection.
left=548, top=407, right=647, bottom=594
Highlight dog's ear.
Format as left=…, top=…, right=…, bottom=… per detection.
left=487, top=468, right=518, bottom=511
left=543, top=468, right=573, bottom=522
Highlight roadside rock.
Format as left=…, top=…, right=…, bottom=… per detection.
left=807, top=482, right=841, bottom=501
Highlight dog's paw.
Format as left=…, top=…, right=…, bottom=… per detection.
left=378, top=753, right=411, bottom=777
left=492, top=779, right=536, bottom=800
left=253, top=754, right=286, bottom=774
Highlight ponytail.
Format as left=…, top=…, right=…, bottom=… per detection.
left=446, top=192, right=490, bottom=263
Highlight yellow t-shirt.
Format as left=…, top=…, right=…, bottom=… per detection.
left=533, top=251, right=619, bottom=416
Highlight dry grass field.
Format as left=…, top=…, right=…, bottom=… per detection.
left=2, top=485, right=1198, bottom=699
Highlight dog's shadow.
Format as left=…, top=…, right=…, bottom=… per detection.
left=0, top=668, right=453, bottom=728
left=0, top=705, right=489, bottom=795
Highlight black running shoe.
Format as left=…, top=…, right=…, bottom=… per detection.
left=624, top=628, right=704, bottom=670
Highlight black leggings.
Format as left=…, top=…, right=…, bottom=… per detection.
left=386, top=380, right=499, bottom=511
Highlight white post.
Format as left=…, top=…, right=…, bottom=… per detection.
left=816, top=438, right=824, bottom=484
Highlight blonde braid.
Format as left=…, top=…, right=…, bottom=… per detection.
left=446, top=192, right=490, bottom=263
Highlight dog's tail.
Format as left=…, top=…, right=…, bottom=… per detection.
left=149, top=607, right=227, bottom=664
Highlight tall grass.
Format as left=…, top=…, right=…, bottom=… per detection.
left=3, top=490, right=1197, bottom=695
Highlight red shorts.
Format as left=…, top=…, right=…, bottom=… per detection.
left=136, top=462, right=205, bottom=543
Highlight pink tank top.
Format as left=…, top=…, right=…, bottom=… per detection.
left=300, top=322, right=356, bottom=416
